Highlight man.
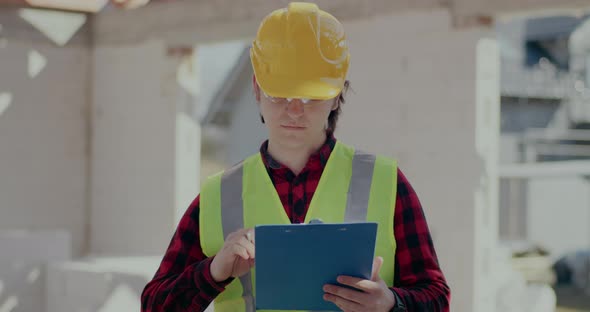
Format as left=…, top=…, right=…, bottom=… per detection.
left=142, top=2, right=450, bottom=311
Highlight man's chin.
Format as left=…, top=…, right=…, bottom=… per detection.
left=270, top=128, right=324, bottom=148
left=277, top=132, right=307, bottom=147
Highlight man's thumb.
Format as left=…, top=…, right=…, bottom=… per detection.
left=371, top=256, right=384, bottom=281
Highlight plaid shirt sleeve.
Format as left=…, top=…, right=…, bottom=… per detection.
left=391, top=168, right=451, bottom=311
left=141, top=195, right=232, bottom=312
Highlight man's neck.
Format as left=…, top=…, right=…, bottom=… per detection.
left=267, top=133, right=327, bottom=176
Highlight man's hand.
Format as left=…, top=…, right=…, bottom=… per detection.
left=323, top=257, right=396, bottom=312
left=210, top=228, right=255, bottom=282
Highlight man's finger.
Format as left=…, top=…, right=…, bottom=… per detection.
left=231, top=244, right=250, bottom=260
left=226, top=228, right=246, bottom=241
left=246, top=229, right=255, bottom=244
left=323, top=285, right=367, bottom=304
left=336, top=276, right=380, bottom=293
left=323, top=293, right=362, bottom=312
left=237, top=236, right=255, bottom=258
left=371, top=256, right=384, bottom=281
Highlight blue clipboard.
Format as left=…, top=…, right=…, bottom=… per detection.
left=255, top=222, right=378, bottom=311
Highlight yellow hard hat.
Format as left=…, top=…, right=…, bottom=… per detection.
left=250, top=2, right=350, bottom=100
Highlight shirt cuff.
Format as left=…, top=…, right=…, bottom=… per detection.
left=195, top=257, right=235, bottom=293
left=390, top=287, right=407, bottom=311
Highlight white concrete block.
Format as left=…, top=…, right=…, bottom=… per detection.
left=0, top=230, right=71, bottom=261
left=496, top=272, right=527, bottom=312
left=0, top=262, right=46, bottom=312
left=528, top=177, right=590, bottom=257
left=46, top=257, right=160, bottom=312
left=64, top=268, right=113, bottom=302
left=523, top=284, right=556, bottom=312
left=96, top=284, right=141, bottom=312
left=0, top=230, right=71, bottom=312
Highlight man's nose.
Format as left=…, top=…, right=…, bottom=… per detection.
left=285, top=99, right=305, bottom=117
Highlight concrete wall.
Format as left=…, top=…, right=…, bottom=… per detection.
left=91, top=39, right=175, bottom=256
left=0, top=9, right=90, bottom=257
left=91, top=39, right=201, bottom=256
left=0, top=3, right=200, bottom=261
left=338, top=10, right=498, bottom=312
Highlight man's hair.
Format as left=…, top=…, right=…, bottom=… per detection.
left=327, top=80, right=350, bottom=133
left=259, top=80, right=351, bottom=134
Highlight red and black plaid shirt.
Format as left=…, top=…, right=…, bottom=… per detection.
left=141, top=135, right=450, bottom=311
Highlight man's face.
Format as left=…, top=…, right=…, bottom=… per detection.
left=254, top=81, right=338, bottom=148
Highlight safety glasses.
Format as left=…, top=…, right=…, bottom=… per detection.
left=262, top=92, right=326, bottom=105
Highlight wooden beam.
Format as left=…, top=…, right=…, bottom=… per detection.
left=94, top=0, right=590, bottom=45
left=93, top=0, right=447, bottom=45
left=0, top=8, right=91, bottom=45
left=0, top=0, right=108, bottom=12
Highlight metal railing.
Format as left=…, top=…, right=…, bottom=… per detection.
left=520, top=128, right=590, bottom=161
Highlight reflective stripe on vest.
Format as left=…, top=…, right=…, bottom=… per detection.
left=220, top=164, right=256, bottom=312
left=200, top=141, right=397, bottom=312
left=346, top=151, right=376, bottom=222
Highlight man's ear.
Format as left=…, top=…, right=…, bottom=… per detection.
left=253, top=75, right=261, bottom=102
left=331, top=96, right=340, bottom=111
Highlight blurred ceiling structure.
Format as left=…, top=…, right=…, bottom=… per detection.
left=0, top=0, right=151, bottom=12
left=0, top=0, right=589, bottom=18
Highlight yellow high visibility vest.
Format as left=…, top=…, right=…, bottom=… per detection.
left=200, top=142, right=397, bottom=312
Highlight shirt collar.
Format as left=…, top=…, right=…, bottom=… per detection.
left=259, top=133, right=337, bottom=173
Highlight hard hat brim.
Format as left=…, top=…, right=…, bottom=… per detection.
left=255, top=71, right=344, bottom=101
